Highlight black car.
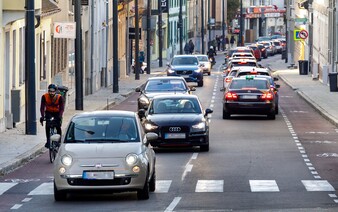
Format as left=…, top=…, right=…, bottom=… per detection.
left=138, top=94, right=213, bottom=151
left=136, top=76, right=195, bottom=110
left=222, top=76, right=276, bottom=120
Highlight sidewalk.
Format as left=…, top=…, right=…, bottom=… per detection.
left=1, top=57, right=338, bottom=176
left=0, top=60, right=167, bottom=176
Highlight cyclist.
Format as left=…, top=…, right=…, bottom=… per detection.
left=40, top=84, right=65, bottom=148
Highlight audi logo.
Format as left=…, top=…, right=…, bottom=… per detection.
left=182, top=71, right=186, bottom=74
left=169, top=127, right=181, bottom=132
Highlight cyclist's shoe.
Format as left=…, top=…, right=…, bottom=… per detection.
left=44, top=141, right=50, bottom=149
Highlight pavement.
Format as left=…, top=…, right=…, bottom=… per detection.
left=1, top=55, right=338, bottom=176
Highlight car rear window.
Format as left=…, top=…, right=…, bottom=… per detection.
left=230, top=79, right=269, bottom=90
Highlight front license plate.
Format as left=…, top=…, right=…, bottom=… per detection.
left=165, top=133, right=186, bottom=139
left=241, top=95, right=257, bottom=99
left=83, top=171, right=114, bottom=180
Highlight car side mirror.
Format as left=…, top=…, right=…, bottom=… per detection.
left=145, top=132, right=158, bottom=143
left=205, top=108, right=213, bottom=116
left=138, top=109, right=146, bottom=119
left=166, top=62, right=170, bottom=66
left=189, top=86, right=196, bottom=91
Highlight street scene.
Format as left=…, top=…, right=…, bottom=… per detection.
left=1, top=0, right=338, bottom=211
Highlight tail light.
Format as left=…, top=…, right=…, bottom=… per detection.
left=224, top=77, right=232, bottom=83
left=225, top=92, right=238, bottom=101
left=261, top=92, right=274, bottom=101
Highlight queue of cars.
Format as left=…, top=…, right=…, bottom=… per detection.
left=52, top=54, right=215, bottom=201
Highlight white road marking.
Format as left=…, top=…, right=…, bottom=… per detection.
left=300, top=150, right=306, bottom=154
left=191, top=153, right=198, bottom=159
left=294, top=140, right=300, bottom=143
left=250, top=180, right=279, bottom=192
left=195, top=180, right=223, bottom=192
left=296, top=143, right=302, bottom=146
left=329, top=194, right=337, bottom=198
left=155, top=180, right=172, bottom=193
left=308, top=167, right=315, bottom=170
left=306, top=163, right=313, bottom=166
left=290, top=111, right=308, bottom=113
left=210, top=104, right=214, bottom=108
left=316, top=153, right=338, bottom=158
left=334, top=199, right=338, bottom=203
left=304, top=159, right=310, bottom=162
left=10, top=204, right=22, bottom=210
left=314, top=176, right=321, bottom=179
left=302, top=180, right=335, bottom=191
left=22, top=198, right=32, bottom=202
left=0, top=183, right=18, bottom=195
left=28, top=183, right=53, bottom=195
left=181, top=153, right=198, bottom=181
left=305, top=132, right=330, bottom=134
left=311, top=171, right=318, bottom=175
left=164, top=197, right=182, bottom=212
left=298, top=147, right=304, bottom=150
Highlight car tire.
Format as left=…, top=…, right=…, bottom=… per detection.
left=222, top=110, right=231, bottom=119
left=208, top=72, right=211, bottom=76
left=149, top=166, right=156, bottom=192
left=54, top=181, right=67, bottom=201
left=200, top=144, right=209, bottom=152
left=198, top=80, right=204, bottom=87
left=137, top=173, right=150, bottom=200
left=275, top=106, right=279, bottom=114
left=267, top=112, right=276, bottom=120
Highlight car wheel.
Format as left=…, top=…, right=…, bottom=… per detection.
left=275, top=106, right=279, bottom=114
left=208, top=72, right=211, bottom=76
left=149, top=165, right=156, bottom=192
left=222, top=109, right=231, bottom=119
left=200, top=144, right=209, bottom=152
left=198, top=80, right=204, bottom=87
left=54, top=181, right=67, bottom=201
left=137, top=173, right=150, bottom=200
left=267, top=112, right=276, bottom=120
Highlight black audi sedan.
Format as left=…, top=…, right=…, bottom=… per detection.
left=136, top=76, right=195, bottom=110
left=138, top=94, right=213, bottom=151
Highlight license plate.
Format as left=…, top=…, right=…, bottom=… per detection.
left=241, top=95, right=257, bottom=99
left=83, top=171, right=114, bottom=180
left=165, top=133, right=186, bottom=139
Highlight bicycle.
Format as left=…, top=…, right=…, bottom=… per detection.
left=45, top=117, right=61, bottom=163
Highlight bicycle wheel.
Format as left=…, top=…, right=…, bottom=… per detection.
left=49, top=128, right=57, bottom=163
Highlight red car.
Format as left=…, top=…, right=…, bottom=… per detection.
left=247, top=45, right=262, bottom=61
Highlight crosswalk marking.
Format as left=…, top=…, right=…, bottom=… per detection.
left=155, top=180, right=172, bottom=193
left=0, top=182, right=18, bottom=195
left=250, top=180, right=280, bottom=192
left=195, top=180, right=223, bottom=192
left=28, top=183, right=53, bottom=195
left=302, top=180, right=335, bottom=191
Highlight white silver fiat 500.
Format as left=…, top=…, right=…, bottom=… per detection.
left=52, top=110, right=157, bottom=201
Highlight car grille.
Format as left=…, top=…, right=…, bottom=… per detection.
left=176, top=70, right=193, bottom=75
left=67, top=177, right=131, bottom=186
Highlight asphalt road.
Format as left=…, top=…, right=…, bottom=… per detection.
left=0, top=53, right=338, bottom=211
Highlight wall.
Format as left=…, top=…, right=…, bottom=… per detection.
left=0, top=1, right=5, bottom=132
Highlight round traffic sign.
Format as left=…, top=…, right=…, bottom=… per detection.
left=299, top=30, right=308, bottom=39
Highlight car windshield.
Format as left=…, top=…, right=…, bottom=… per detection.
left=65, top=116, right=139, bottom=143
left=230, top=79, right=269, bottom=90
left=196, top=56, right=208, bottom=62
left=145, top=79, right=187, bottom=92
left=149, top=98, right=202, bottom=114
left=172, top=57, right=199, bottom=65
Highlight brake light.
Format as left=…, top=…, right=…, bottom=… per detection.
left=225, top=77, right=232, bottom=83
left=261, top=93, right=274, bottom=100
left=261, top=48, right=265, bottom=51
left=225, top=92, right=238, bottom=100
left=250, top=71, right=258, bottom=74
left=239, top=61, right=247, bottom=64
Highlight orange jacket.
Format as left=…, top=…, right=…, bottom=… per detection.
left=40, top=93, right=64, bottom=115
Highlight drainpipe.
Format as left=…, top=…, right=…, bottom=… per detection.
left=105, top=0, right=108, bottom=87
left=90, top=0, right=94, bottom=94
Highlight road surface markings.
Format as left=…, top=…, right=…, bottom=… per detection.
left=155, top=180, right=172, bottom=193
left=302, top=180, right=335, bottom=191
left=10, top=204, right=22, bottom=210
left=164, top=197, right=181, bottom=212
left=0, top=183, right=17, bottom=195
left=182, top=153, right=198, bottom=181
left=249, top=180, right=279, bottom=192
left=195, top=180, right=223, bottom=192
left=22, top=198, right=32, bottom=202
left=28, top=183, right=53, bottom=195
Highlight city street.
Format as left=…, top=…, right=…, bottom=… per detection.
left=0, top=54, right=338, bottom=211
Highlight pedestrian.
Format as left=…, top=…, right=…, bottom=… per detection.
left=225, top=37, right=230, bottom=50
left=189, top=40, right=195, bottom=54
left=230, top=35, right=235, bottom=48
left=184, top=42, right=190, bottom=54
left=216, top=35, right=221, bottom=51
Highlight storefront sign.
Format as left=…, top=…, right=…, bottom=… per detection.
left=53, top=22, right=76, bottom=39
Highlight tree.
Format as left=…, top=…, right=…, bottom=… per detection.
left=227, top=0, right=240, bottom=25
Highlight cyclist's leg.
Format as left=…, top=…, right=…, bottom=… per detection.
left=44, top=112, right=52, bottom=148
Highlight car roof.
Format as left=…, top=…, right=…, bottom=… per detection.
left=152, top=94, right=199, bottom=100
left=173, top=55, right=198, bottom=58
left=237, top=67, right=269, bottom=73
left=147, top=76, right=186, bottom=81
left=73, top=110, right=136, bottom=118
left=194, top=54, right=208, bottom=57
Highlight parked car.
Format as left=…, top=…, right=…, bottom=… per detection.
left=138, top=94, right=213, bottom=151
left=222, top=76, right=276, bottom=120
left=135, top=76, right=195, bottom=110
left=53, top=110, right=158, bottom=201
left=166, top=55, right=204, bottom=87
left=195, top=54, right=211, bottom=75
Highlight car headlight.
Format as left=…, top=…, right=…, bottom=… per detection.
left=167, top=69, right=175, bottom=74
left=194, top=69, right=202, bottom=73
left=61, top=154, right=73, bottom=166
left=144, top=123, right=158, bottom=131
left=139, top=96, right=149, bottom=105
left=192, top=122, right=206, bottom=132
left=126, top=153, right=138, bottom=165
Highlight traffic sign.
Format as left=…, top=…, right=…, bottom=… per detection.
left=294, top=30, right=301, bottom=40
left=299, top=29, right=309, bottom=39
